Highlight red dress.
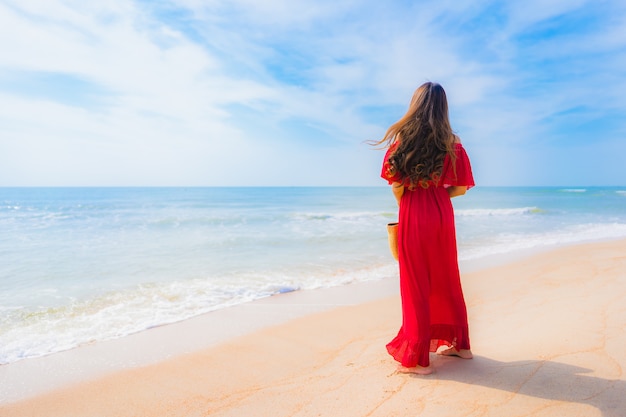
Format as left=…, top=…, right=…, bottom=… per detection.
left=381, top=143, right=475, bottom=368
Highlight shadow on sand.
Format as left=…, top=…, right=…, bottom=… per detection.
left=426, top=355, right=624, bottom=416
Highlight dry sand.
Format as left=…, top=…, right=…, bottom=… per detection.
left=1, top=239, right=625, bottom=417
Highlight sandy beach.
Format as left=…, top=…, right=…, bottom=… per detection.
left=1, top=239, right=625, bottom=417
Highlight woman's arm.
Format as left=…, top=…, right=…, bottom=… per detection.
left=391, top=182, right=404, bottom=205
left=447, top=186, right=467, bottom=198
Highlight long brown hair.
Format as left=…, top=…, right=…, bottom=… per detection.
left=375, top=82, right=457, bottom=189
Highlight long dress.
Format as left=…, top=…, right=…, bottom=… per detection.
left=381, top=142, right=475, bottom=368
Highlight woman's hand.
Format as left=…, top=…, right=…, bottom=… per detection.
left=447, top=186, right=467, bottom=198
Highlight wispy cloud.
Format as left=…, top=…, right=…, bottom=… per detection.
left=0, top=0, right=625, bottom=186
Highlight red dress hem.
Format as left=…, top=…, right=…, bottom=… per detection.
left=386, top=324, right=471, bottom=368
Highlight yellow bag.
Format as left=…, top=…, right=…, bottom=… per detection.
left=387, top=222, right=399, bottom=261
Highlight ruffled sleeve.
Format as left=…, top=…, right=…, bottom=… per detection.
left=441, top=143, right=475, bottom=189
left=380, top=144, right=402, bottom=184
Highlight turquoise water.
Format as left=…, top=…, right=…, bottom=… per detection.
left=1, top=186, right=625, bottom=364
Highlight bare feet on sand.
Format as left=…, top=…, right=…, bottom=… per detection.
left=437, top=347, right=473, bottom=359
left=396, top=365, right=433, bottom=375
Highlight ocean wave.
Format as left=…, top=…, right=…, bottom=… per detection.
left=459, top=222, right=626, bottom=260
left=616, top=191, right=626, bottom=196
left=456, top=207, right=542, bottom=217
left=147, top=211, right=395, bottom=228
left=0, top=263, right=397, bottom=365
left=560, top=188, right=587, bottom=193
left=0, top=284, right=266, bottom=365
left=292, top=211, right=394, bottom=222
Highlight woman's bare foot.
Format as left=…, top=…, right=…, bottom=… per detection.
left=437, top=347, right=473, bottom=359
left=396, top=365, right=433, bottom=375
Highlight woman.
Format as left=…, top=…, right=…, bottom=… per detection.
left=377, top=82, right=475, bottom=374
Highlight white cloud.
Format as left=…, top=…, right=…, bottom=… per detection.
left=0, top=0, right=625, bottom=186
left=504, top=0, right=591, bottom=30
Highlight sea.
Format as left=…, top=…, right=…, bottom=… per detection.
left=1, top=186, right=625, bottom=365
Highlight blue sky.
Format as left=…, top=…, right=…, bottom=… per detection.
left=1, top=0, right=625, bottom=186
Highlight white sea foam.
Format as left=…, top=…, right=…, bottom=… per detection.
left=459, top=222, right=626, bottom=261
left=456, top=207, right=541, bottom=217
left=293, top=211, right=392, bottom=222
left=560, top=188, right=587, bottom=193
left=0, top=262, right=398, bottom=365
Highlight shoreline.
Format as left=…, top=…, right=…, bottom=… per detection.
left=2, top=238, right=626, bottom=416
left=0, top=240, right=538, bottom=403
left=0, top=277, right=400, bottom=404
left=0, top=238, right=551, bottom=403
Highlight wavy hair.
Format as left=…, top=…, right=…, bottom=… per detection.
left=375, top=82, right=457, bottom=189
